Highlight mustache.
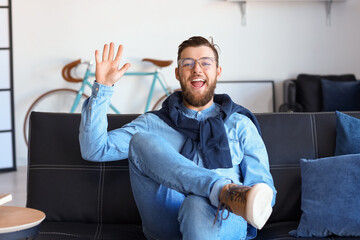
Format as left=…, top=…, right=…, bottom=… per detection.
left=190, top=74, right=206, bottom=79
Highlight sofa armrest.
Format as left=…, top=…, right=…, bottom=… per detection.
left=279, top=79, right=303, bottom=112
left=283, top=79, right=296, bottom=104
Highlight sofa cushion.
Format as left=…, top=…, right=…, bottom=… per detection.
left=295, top=74, right=356, bottom=112
left=258, top=221, right=329, bottom=240
left=335, top=111, right=360, bottom=156
left=289, top=154, right=360, bottom=237
left=321, top=79, right=360, bottom=111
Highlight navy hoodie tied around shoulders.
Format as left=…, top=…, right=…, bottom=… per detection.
left=151, top=91, right=261, bottom=169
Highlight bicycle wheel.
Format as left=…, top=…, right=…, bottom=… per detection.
left=151, top=88, right=181, bottom=111
left=23, top=88, right=89, bottom=145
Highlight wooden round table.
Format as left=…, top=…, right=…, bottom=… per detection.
left=0, top=206, right=45, bottom=240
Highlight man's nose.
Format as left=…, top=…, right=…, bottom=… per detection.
left=192, top=60, right=202, bottom=73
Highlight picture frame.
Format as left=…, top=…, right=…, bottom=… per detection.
left=215, top=80, right=275, bottom=113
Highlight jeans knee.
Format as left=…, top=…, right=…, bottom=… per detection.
left=128, top=132, right=148, bottom=170
left=130, top=132, right=151, bottom=150
left=129, top=132, right=171, bottom=174
left=129, top=132, right=153, bottom=159
left=130, top=131, right=166, bottom=152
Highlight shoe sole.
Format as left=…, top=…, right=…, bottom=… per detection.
left=245, top=183, right=273, bottom=230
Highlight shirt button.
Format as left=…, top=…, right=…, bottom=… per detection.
left=95, top=88, right=99, bottom=91
left=89, top=106, right=92, bottom=110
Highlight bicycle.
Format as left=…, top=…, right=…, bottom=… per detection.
left=23, top=58, right=181, bottom=145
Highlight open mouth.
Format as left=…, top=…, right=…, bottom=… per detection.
left=191, top=79, right=206, bottom=88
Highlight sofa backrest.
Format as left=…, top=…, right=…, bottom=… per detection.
left=27, top=111, right=360, bottom=225
left=27, top=112, right=141, bottom=224
left=258, top=111, right=360, bottom=223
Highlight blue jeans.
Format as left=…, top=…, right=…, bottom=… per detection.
left=128, top=132, right=248, bottom=240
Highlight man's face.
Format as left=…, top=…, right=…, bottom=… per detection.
left=175, top=46, right=222, bottom=110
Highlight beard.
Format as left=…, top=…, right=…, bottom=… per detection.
left=179, top=78, right=217, bottom=108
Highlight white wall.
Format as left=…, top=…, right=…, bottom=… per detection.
left=12, top=0, right=360, bottom=165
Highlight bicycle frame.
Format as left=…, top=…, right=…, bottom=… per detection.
left=71, top=61, right=171, bottom=113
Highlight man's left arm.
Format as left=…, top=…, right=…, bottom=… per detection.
left=239, top=119, right=276, bottom=206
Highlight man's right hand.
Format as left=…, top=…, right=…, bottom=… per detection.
left=95, top=42, right=131, bottom=86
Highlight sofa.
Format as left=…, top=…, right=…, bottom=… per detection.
left=26, top=111, right=360, bottom=240
left=279, top=74, right=358, bottom=112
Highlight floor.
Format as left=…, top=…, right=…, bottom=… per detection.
left=0, top=166, right=27, bottom=207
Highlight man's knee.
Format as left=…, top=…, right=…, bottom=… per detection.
left=129, top=132, right=171, bottom=170
left=130, top=132, right=152, bottom=149
left=128, top=132, right=150, bottom=170
left=129, top=132, right=154, bottom=159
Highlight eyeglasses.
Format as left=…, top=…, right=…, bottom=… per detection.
left=177, top=57, right=216, bottom=70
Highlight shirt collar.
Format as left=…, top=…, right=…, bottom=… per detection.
left=179, top=102, right=220, bottom=120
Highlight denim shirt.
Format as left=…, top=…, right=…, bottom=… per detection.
left=79, top=81, right=276, bottom=238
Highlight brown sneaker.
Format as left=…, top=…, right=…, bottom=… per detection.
left=215, top=183, right=273, bottom=229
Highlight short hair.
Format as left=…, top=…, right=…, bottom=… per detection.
left=177, top=36, right=220, bottom=66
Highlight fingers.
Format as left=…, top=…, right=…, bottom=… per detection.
left=108, top=42, right=115, bottom=61
left=102, top=43, right=109, bottom=62
left=119, top=62, right=131, bottom=76
left=114, top=44, right=124, bottom=63
left=95, top=49, right=100, bottom=64
left=95, top=42, right=123, bottom=63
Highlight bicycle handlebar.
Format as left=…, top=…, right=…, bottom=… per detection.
left=62, top=59, right=84, bottom=83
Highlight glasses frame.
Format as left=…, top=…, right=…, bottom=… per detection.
left=177, top=57, right=217, bottom=70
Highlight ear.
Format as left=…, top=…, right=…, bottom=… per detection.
left=175, top=67, right=180, bottom=81
left=216, top=66, right=222, bottom=80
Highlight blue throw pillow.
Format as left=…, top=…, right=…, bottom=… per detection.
left=321, top=79, right=360, bottom=111
left=289, top=154, right=360, bottom=237
left=335, top=111, right=360, bottom=156
left=296, top=74, right=356, bottom=112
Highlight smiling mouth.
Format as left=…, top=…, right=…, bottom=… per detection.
left=191, top=79, right=206, bottom=88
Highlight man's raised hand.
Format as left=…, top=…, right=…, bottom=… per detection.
left=95, top=42, right=131, bottom=86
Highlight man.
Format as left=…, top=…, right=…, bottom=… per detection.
left=79, top=36, right=276, bottom=240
